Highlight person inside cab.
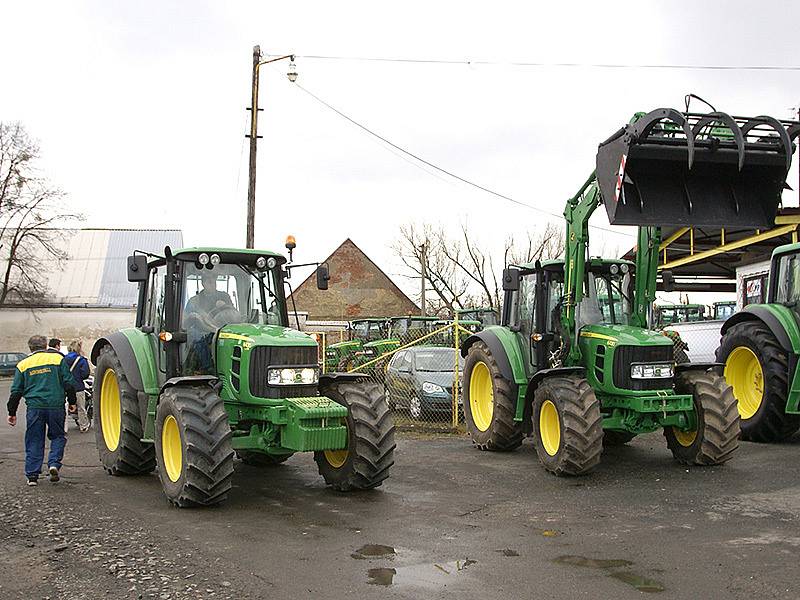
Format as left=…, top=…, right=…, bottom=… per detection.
left=183, top=272, right=235, bottom=374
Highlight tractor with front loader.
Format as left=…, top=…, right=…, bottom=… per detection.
left=717, top=240, right=800, bottom=442
left=461, top=108, right=796, bottom=475
left=91, top=245, right=395, bottom=506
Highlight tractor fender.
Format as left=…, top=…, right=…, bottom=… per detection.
left=721, top=305, right=798, bottom=355
left=161, top=375, right=219, bottom=393
left=91, top=332, right=145, bottom=392
left=460, top=329, right=526, bottom=387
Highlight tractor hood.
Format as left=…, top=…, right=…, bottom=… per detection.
left=217, top=323, right=317, bottom=348
left=579, top=324, right=673, bottom=347
left=327, top=340, right=361, bottom=350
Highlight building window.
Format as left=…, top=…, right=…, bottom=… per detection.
left=743, top=274, right=767, bottom=306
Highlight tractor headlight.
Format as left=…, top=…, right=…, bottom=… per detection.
left=268, top=367, right=319, bottom=385
left=210, top=253, right=221, bottom=266
left=422, top=381, right=446, bottom=394
left=610, top=263, right=619, bottom=275
left=198, top=253, right=210, bottom=265
left=256, top=256, right=267, bottom=269
left=630, top=363, right=673, bottom=379
left=267, top=257, right=277, bottom=269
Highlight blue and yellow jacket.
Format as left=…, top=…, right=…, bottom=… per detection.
left=7, top=350, right=78, bottom=416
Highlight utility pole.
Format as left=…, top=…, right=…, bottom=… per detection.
left=420, top=241, right=427, bottom=316
left=245, top=45, right=262, bottom=249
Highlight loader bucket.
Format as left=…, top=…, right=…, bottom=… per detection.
left=596, top=108, right=796, bottom=228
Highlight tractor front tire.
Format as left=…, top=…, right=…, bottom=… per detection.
left=532, top=376, right=603, bottom=476
left=665, top=370, right=739, bottom=465
left=314, top=380, right=395, bottom=491
left=155, top=385, right=234, bottom=507
left=236, top=451, right=292, bottom=466
left=717, top=321, right=800, bottom=442
left=463, top=341, right=523, bottom=451
left=94, top=345, right=155, bottom=475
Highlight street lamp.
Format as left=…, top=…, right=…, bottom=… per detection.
left=246, top=45, right=298, bottom=249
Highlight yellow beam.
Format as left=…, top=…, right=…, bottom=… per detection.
left=658, top=224, right=798, bottom=270
left=659, top=227, right=690, bottom=251
left=776, top=214, right=800, bottom=225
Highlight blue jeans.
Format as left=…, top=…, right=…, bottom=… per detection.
left=24, top=407, right=67, bottom=479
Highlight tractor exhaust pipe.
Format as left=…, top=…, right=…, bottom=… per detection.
left=596, top=108, right=798, bottom=228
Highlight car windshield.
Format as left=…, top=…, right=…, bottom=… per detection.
left=579, top=270, right=633, bottom=327
left=414, top=349, right=462, bottom=372
left=181, top=261, right=285, bottom=332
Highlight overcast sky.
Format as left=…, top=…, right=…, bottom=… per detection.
left=2, top=1, right=799, bottom=300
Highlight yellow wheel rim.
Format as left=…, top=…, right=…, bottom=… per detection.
left=539, top=400, right=561, bottom=456
left=469, top=361, right=494, bottom=432
left=673, top=427, right=698, bottom=447
left=724, top=346, right=764, bottom=420
left=161, top=415, right=183, bottom=482
left=323, top=449, right=348, bottom=468
left=100, top=369, right=121, bottom=452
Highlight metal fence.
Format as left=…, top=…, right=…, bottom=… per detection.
left=313, top=319, right=473, bottom=431
left=662, top=321, right=724, bottom=364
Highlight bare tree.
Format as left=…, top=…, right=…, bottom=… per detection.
left=394, top=221, right=565, bottom=316
left=0, top=123, right=80, bottom=306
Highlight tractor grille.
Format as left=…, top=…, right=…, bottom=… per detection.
left=249, top=345, right=319, bottom=399
left=612, top=345, right=673, bottom=391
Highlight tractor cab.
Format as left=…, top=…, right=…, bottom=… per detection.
left=655, top=304, right=706, bottom=328
left=388, top=316, right=442, bottom=341
left=324, top=318, right=388, bottom=371
left=351, top=318, right=389, bottom=343
left=769, top=242, right=800, bottom=311
left=711, top=301, right=737, bottom=321
left=456, top=307, right=499, bottom=328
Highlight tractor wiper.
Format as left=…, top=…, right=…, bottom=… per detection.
left=237, top=264, right=276, bottom=298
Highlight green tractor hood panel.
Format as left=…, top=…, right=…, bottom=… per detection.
left=217, top=323, right=317, bottom=348
left=579, top=324, right=673, bottom=348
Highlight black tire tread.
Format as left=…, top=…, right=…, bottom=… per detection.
left=533, top=376, right=603, bottom=476
left=717, top=321, right=800, bottom=442
left=156, top=385, right=234, bottom=507
left=315, top=381, right=395, bottom=491
left=463, top=341, right=523, bottom=452
left=94, top=345, right=155, bottom=475
left=665, top=370, right=740, bottom=465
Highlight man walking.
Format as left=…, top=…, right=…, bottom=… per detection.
left=6, top=335, right=77, bottom=486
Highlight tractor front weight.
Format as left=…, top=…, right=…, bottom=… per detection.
left=601, top=392, right=696, bottom=435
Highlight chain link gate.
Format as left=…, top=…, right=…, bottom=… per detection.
left=315, top=318, right=475, bottom=431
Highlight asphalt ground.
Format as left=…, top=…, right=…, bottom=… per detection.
left=1, top=378, right=800, bottom=600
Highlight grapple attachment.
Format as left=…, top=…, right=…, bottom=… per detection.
left=596, top=108, right=797, bottom=228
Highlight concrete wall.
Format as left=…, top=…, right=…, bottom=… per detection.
left=0, top=308, right=136, bottom=355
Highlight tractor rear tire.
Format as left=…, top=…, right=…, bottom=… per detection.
left=603, top=431, right=636, bottom=446
left=155, top=385, right=234, bottom=507
left=532, top=376, right=603, bottom=476
left=94, top=345, right=155, bottom=476
left=665, top=370, right=740, bottom=465
left=463, top=341, right=523, bottom=451
left=314, top=380, right=395, bottom=491
left=717, top=321, right=800, bottom=442
left=236, top=451, right=292, bottom=466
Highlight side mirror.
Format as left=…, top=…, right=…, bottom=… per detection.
left=661, top=269, right=675, bottom=293
left=127, top=255, right=149, bottom=282
left=502, top=267, right=520, bottom=291
left=316, top=264, right=330, bottom=290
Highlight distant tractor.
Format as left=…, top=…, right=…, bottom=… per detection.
left=91, top=245, right=395, bottom=507
left=712, top=301, right=736, bottom=321
left=461, top=108, right=795, bottom=475
left=324, top=318, right=389, bottom=372
left=718, top=242, right=800, bottom=442
left=655, top=304, right=707, bottom=328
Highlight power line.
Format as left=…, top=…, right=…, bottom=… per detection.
left=288, top=78, right=633, bottom=237
left=274, top=53, right=800, bottom=72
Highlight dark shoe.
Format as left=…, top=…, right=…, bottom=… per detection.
left=48, top=466, right=60, bottom=483
left=27, top=478, right=38, bottom=487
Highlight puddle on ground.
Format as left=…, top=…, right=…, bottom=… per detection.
left=554, top=555, right=633, bottom=569
left=610, top=571, right=666, bottom=593
left=351, top=544, right=396, bottom=560
left=367, top=559, right=477, bottom=587
left=496, top=548, right=519, bottom=557
left=553, top=555, right=665, bottom=594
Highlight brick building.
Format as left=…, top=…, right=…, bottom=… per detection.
left=290, top=238, right=418, bottom=321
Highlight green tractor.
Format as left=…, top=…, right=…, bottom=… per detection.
left=655, top=303, right=707, bottom=328
left=711, top=300, right=736, bottom=321
left=91, top=246, right=395, bottom=506
left=456, top=307, right=499, bottom=330
left=717, top=241, right=800, bottom=442
left=461, top=108, right=795, bottom=475
left=324, top=318, right=388, bottom=372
